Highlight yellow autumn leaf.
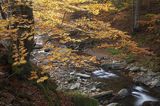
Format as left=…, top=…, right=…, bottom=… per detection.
left=19, top=60, right=27, bottom=64
left=12, top=62, right=20, bottom=66
left=28, top=36, right=34, bottom=41
left=89, top=56, right=97, bottom=62
left=42, top=65, right=51, bottom=70
left=37, top=76, right=49, bottom=83
left=28, top=71, right=38, bottom=80
left=12, top=53, right=19, bottom=58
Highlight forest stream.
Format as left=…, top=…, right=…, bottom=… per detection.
left=92, top=68, right=160, bottom=106
left=0, top=1, right=160, bottom=106
left=32, top=35, right=160, bottom=106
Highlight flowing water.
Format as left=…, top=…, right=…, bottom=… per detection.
left=132, top=86, right=158, bottom=106
left=92, top=68, right=160, bottom=106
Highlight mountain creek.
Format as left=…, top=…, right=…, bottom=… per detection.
left=31, top=34, right=160, bottom=106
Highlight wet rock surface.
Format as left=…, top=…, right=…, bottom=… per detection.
left=101, top=62, right=126, bottom=70
left=132, top=69, right=160, bottom=88
left=91, top=90, right=113, bottom=99
left=125, top=63, right=160, bottom=88
left=117, top=89, right=129, bottom=98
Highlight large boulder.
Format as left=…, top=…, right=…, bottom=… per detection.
left=117, top=88, right=129, bottom=98
left=128, top=66, right=140, bottom=72
left=70, top=83, right=81, bottom=90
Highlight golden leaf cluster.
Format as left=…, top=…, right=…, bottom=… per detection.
left=26, top=0, right=150, bottom=83
left=1, top=1, right=34, bottom=70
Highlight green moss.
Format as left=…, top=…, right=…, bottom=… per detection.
left=125, top=53, right=136, bottom=63
left=144, top=13, right=155, bottom=19
left=106, top=48, right=122, bottom=55
left=69, top=92, right=99, bottom=106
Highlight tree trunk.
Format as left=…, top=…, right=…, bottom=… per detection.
left=1, top=0, right=35, bottom=76
left=0, top=3, right=6, bottom=19
left=141, top=0, right=150, bottom=9
left=133, top=0, right=140, bottom=32
left=10, top=0, right=34, bottom=60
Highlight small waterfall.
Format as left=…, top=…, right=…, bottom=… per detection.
left=92, top=68, right=118, bottom=79
left=132, top=86, right=158, bottom=106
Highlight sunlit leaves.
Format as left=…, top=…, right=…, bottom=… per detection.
left=37, top=76, right=49, bottom=83
left=80, top=2, right=115, bottom=15
left=29, top=71, right=49, bottom=83
left=30, top=0, right=150, bottom=84
left=28, top=71, right=38, bottom=80
left=0, top=1, right=36, bottom=76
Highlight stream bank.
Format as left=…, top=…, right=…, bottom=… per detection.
left=32, top=35, right=160, bottom=106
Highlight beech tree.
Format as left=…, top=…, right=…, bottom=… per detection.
left=0, top=0, right=34, bottom=77
left=133, top=0, right=140, bottom=31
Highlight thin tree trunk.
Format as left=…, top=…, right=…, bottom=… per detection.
left=0, top=3, right=6, bottom=19
left=133, top=0, right=140, bottom=32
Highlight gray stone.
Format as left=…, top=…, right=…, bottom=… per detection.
left=70, top=83, right=80, bottom=90
left=96, top=88, right=101, bottom=92
left=103, top=100, right=109, bottom=105
left=91, top=90, right=113, bottom=99
left=76, top=73, right=91, bottom=78
left=140, top=67, right=148, bottom=72
left=107, top=103, right=119, bottom=106
left=90, top=86, right=96, bottom=92
left=129, top=66, right=140, bottom=72
left=68, top=77, right=77, bottom=83
left=125, top=65, right=131, bottom=70
left=150, top=78, right=160, bottom=87
left=34, top=45, right=43, bottom=49
left=102, top=63, right=125, bottom=70
left=117, top=88, right=129, bottom=98
left=147, top=71, right=157, bottom=76
left=70, top=71, right=75, bottom=75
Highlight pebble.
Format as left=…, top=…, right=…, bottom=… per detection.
left=70, top=83, right=81, bottom=90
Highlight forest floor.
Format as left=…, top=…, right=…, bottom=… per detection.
left=96, top=7, right=160, bottom=71
left=0, top=66, right=48, bottom=106
left=0, top=5, right=160, bottom=106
